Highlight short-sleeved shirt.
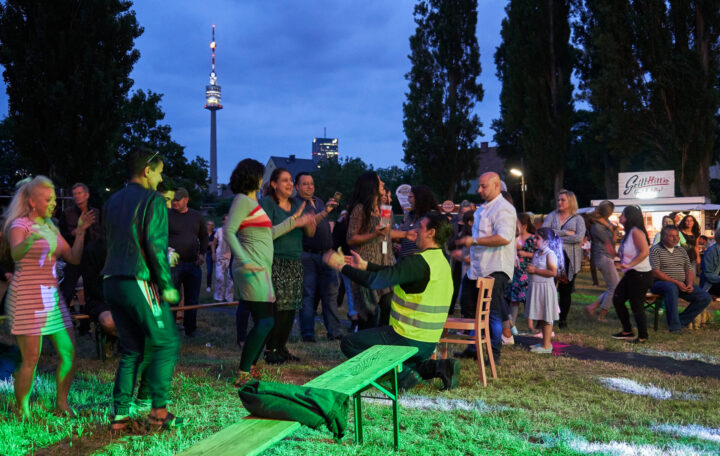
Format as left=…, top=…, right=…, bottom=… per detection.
left=296, top=195, right=333, bottom=252
left=260, top=196, right=303, bottom=260
left=650, top=242, right=691, bottom=282
left=468, top=194, right=517, bottom=279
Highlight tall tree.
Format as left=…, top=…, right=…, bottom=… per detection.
left=0, top=0, right=142, bottom=187
left=402, top=0, right=484, bottom=200
left=632, top=0, right=720, bottom=196
left=573, top=0, right=652, bottom=198
left=493, top=0, right=574, bottom=209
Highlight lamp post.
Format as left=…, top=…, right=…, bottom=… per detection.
left=510, top=168, right=526, bottom=212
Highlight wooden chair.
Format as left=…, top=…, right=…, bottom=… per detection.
left=644, top=293, right=664, bottom=331
left=437, top=277, right=496, bottom=386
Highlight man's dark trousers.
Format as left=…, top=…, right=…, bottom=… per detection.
left=172, top=262, right=202, bottom=336
left=300, top=251, right=341, bottom=339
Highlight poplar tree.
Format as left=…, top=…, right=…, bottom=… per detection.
left=493, top=0, right=574, bottom=208
left=402, top=0, right=484, bottom=200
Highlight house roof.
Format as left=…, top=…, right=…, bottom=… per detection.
left=267, top=155, right=318, bottom=177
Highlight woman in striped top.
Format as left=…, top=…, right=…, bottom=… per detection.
left=5, top=176, right=94, bottom=419
left=224, top=160, right=312, bottom=386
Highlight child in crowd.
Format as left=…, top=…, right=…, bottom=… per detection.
left=526, top=228, right=564, bottom=354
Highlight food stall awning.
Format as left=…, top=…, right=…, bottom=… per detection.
left=586, top=197, right=718, bottom=212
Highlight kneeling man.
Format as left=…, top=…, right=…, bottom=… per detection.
left=324, top=211, right=458, bottom=391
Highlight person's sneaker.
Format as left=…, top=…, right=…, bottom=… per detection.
left=264, top=350, right=287, bottom=365
left=530, top=345, right=552, bottom=354
left=510, top=325, right=519, bottom=336
left=279, top=347, right=300, bottom=362
left=436, top=359, right=461, bottom=390
left=501, top=334, right=514, bottom=345
left=205, top=287, right=211, bottom=293
left=611, top=331, right=635, bottom=340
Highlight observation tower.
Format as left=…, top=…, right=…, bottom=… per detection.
left=205, top=25, right=222, bottom=196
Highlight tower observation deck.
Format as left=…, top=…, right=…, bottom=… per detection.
left=205, top=25, right=222, bottom=196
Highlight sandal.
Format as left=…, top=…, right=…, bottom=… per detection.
left=110, top=416, right=131, bottom=431
left=148, top=411, right=184, bottom=430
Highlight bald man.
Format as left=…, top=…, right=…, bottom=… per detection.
left=456, top=172, right=517, bottom=362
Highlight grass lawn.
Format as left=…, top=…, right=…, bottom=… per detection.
left=1, top=271, right=719, bottom=455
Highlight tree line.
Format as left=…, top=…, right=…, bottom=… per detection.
left=403, top=0, right=720, bottom=211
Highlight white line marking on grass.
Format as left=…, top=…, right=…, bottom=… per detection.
left=652, top=424, right=720, bottom=443
left=597, top=377, right=699, bottom=400
left=639, top=348, right=720, bottom=365
left=0, top=375, right=56, bottom=394
left=567, top=437, right=709, bottom=456
left=364, top=395, right=511, bottom=412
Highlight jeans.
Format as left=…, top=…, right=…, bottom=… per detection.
left=459, top=272, right=507, bottom=359
left=650, top=280, right=711, bottom=331
left=300, top=252, right=341, bottom=339
left=342, top=274, right=357, bottom=318
left=171, top=262, right=202, bottom=335
left=594, top=255, right=620, bottom=310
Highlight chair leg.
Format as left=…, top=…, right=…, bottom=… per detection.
left=654, top=299, right=660, bottom=331
left=475, top=338, right=486, bottom=387
left=485, top=332, right=497, bottom=379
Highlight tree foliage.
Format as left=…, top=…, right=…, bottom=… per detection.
left=573, top=0, right=720, bottom=197
left=0, top=0, right=142, bottom=188
left=402, top=0, right=484, bottom=201
left=493, top=0, right=574, bottom=210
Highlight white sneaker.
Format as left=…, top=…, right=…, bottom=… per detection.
left=510, top=325, right=519, bottom=336
left=501, top=335, right=514, bottom=345
left=206, top=287, right=211, bottom=292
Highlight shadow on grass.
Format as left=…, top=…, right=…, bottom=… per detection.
left=515, top=335, right=720, bottom=379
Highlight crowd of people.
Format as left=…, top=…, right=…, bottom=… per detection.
left=0, top=148, right=715, bottom=430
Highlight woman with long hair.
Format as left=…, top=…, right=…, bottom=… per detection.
left=584, top=200, right=619, bottom=321
left=508, top=212, right=536, bottom=330
left=679, top=214, right=700, bottom=268
left=5, top=176, right=95, bottom=418
left=652, top=216, right=686, bottom=246
left=542, top=189, right=586, bottom=328
left=260, top=168, right=316, bottom=364
left=346, top=171, right=407, bottom=329
left=396, top=185, right=437, bottom=260
left=611, top=205, right=652, bottom=343
left=224, top=161, right=312, bottom=384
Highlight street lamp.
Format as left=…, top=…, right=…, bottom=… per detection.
left=510, top=168, right=526, bottom=212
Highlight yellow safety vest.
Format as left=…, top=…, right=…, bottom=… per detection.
left=390, top=249, right=453, bottom=343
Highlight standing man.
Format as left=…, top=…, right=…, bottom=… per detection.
left=294, top=172, right=342, bottom=342
left=650, top=225, right=711, bottom=333
left=102, top=149, right=181, bottom=430
left=456, top=172, right=517, bottom=363
left=59, top=183, right=101, bottom=307
left=168, top=187, right=209, bottom=338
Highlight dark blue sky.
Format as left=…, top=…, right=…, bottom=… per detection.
left=1, top=1, right=507, bottom=184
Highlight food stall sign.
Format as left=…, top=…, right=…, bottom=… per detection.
left=618, top=170, right=675, bottom=199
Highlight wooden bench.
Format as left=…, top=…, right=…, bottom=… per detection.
left=644, top=293, right=664, bottom=331
left=179, top=344, right=419, bottom=456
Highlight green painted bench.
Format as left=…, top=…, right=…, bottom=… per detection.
left=178, top=344, right=418, bottom=456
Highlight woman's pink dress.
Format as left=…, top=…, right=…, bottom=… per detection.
left=6, top=217, right=72, bottom=335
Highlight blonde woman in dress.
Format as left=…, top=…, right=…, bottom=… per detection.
left=5, top=176, right=94, bottom=419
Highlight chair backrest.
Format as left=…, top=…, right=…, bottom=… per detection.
left=474, top=277, right=495, bottom=324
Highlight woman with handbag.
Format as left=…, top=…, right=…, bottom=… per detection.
left=542, top=189, right=586, bottom=329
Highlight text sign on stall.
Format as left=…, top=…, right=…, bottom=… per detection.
left=618, top=171, right=675, bottom=199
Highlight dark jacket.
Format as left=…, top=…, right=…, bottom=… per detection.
left=101, top=182, right=173, bottom=293
left=59, top=204, right=102, bottom=245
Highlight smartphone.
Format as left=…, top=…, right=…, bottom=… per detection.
left=333, top=191, right=342, bottom=202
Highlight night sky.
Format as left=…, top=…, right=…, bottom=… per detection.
left=0, top=1, right=506, bottom=184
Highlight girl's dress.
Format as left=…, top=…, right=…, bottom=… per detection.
left=508, top=235, right=535, bottom=303
left=526, top=248, right=559, bottom=324
left=6, top=217, right=72, bottom=335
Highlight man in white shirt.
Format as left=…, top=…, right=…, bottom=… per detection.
left=456, top=172, right=517, bottom=362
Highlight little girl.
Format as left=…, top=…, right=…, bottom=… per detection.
left=526, top=228, right=565, bottom=354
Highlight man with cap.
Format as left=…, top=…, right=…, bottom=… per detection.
left=168, top=187, right=209, bottom=337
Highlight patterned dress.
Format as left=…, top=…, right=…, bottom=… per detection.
left=6, top=217, right=72, bottom=335
left=508, top=235, right=535, bottom=303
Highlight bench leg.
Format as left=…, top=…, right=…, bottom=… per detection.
left=654, top=299, right=661, bottom=331
left=353, top=393, right=363, bottom=444
left=392, top=366, right=399, bottom=451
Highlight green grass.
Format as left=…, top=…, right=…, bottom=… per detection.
left=1, top=271, right=719, bottom=455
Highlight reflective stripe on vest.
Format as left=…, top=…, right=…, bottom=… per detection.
left=390, top=248, right=453, bottom=343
